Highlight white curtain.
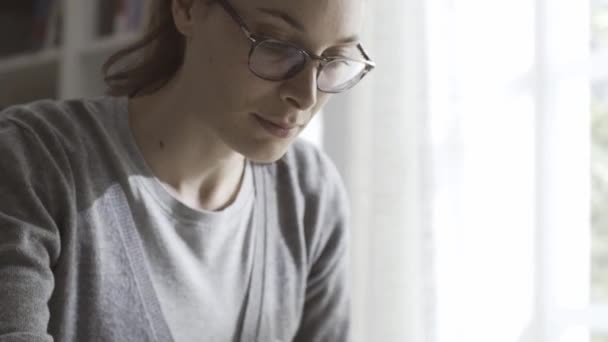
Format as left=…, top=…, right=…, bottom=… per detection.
left=323, top=0, right=433, bottom=341
left=322, top=0, right=591, bottom=341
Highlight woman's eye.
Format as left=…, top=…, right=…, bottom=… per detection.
left=324, top=48, right=357, bottom=59
left=253, top=24, right=290, bottom=40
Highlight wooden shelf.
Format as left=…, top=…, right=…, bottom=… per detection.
left=0, top=0, right=148, bottom=106
left=76, top=33, right=141, bottom=98
left=0, top=49, right=60, bottom=76
left=0, top=49, right=60, bottom=107
left=80, top=32, right=140, bottom=58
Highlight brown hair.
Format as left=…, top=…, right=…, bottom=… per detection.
left=102, top=0, right=187, bottom=97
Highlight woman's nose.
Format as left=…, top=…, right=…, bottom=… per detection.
left=279, top=63, right=319, bottom=111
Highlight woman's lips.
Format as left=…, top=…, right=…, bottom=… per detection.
left=252, top=113, right=296, bottom=139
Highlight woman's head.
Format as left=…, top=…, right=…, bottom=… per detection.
left=104, top=0, right=373, bottom=162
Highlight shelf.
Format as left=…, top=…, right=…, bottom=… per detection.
left=0, top=49, right=60, bottom=107
left=80, top=32, right=141, bottom=58
left=0, top=1, right=149, bottom=106
left=76, top=32, right=142, bottom=98
left=0, top=48, right=60, bottom=76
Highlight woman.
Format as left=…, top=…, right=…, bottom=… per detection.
left=0, top=0, right=374, bottom=341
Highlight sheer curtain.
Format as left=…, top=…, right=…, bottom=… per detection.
left=323, top=0, right=433, bottom=341
left=321, top=0, right=591, bottom=341
left=428, top=0, right=590, bottom=340
left=428, top=0, right=538, bottom=341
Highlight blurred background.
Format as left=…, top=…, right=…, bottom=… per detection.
left=0, top=0, right=604, bottom=341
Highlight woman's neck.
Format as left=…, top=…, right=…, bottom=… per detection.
left=127, top=84, right=246, bottom=212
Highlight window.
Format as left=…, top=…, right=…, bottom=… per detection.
left=591, top=0, right=608, bottom=340
left=429, top=0, right=592, bottom=341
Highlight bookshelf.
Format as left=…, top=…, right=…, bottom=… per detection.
left=0, top=0, right=148, bottom=108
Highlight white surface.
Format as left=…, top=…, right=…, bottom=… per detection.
left=427, top=0, right=537, bottom=341
left=323, top=0, right=433, bottom=341
left=536, top=0, right=591, bottom=341
left=426, top=0, right=592, bottom=341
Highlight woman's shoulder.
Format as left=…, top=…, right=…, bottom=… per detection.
left=271, top=139, right=348, bottom=204
left=281, top=139, right=340, bottom=178
left=271, top=140, right=350, bottom=263
left=0, top=99, right=77, bottom=159
left=0, top=96, right=121, bottom=146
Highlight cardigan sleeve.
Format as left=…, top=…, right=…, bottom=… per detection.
left=0, top=118, right=65, bottom=341
left=291, top=146, right=352, bottom=342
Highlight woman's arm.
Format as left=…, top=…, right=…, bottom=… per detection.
left=291, top=147, right=352, bottom=342
left=0, top=118, right=65, bottom=341
left=292, top=211, right=351, bottom=342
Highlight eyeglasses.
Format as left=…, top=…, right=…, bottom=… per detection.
left=217, top=0, right=376, bottom=94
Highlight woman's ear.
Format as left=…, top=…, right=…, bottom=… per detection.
left=172, top=0, right=197, bottom=37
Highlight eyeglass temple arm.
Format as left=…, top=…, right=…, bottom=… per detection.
left=358, top=44, right=375, bottom=66
left=219, top=0, right=375, bottom=68
left=217, top=0, right=254, bottom=38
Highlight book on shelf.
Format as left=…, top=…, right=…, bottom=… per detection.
left=43, top=0, right=62, bottom=49
left=97, top=0, right=149, bottom=38
left=0, top=0, right=62, bottom=58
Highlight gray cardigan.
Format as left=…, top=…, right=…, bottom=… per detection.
left=0, top=97, right=351, bottom=342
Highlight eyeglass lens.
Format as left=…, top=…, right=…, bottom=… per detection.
left=249, top=40, right=368, bottom=92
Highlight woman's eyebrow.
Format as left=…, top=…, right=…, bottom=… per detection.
left=335, top=34, right=360, bottom=45
left=255, top=7, right=360, bottom=46
left=256, top=8, right=306, bottom=33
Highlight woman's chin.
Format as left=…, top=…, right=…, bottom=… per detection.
left=239, top=141, right=292, bottom=164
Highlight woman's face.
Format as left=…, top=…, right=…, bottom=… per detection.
left=174, top=0, right=365, bottom=162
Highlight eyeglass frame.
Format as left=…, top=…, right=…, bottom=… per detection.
left=216, top=0, right=376, bottom=93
